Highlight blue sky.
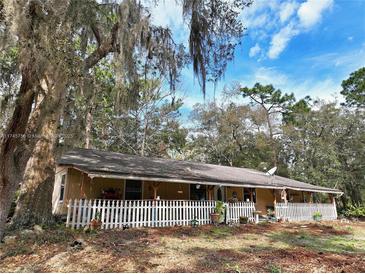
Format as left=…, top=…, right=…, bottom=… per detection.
left=150, top=0, right=365, bottom=120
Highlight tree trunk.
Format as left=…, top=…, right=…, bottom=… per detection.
left=0, top=72, right=35, bottom=241
left=85, top=111, right=93, bottom=149
left=12, top=111, right=61, bottom=226
left=266, top=111, right=277, bottom=167
left=2, top=6, right=120, bottom=234
left=11, top=73, right=67, bottom=227
left=85, top=90, right=95, bottom=149
left=141, top=120, right=149, bottom=156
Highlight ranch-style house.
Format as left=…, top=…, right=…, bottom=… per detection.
left=53, top=148, right=342, bottom=229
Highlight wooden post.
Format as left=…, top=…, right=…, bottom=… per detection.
left=329, top=194, right=337, bottom=219
left=273, top=189, right=277, bottom=206
left=152, top=182, right=161, bottom=200
left=281, top=189, right=287, bottom=204
left=207, top=186, right=214, bottom=200
left=80, top=173, right=86, bottom=198
left=309, top=192, right=313, bottom=203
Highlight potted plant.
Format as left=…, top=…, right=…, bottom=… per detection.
left=239, top=216, right=249, bottom=224
left=313, top=211, right=322, bottom=222
left=191, top=218, right=199, bottom=227
left=211, top=201, right=225, bottom=225
left=90, top=211, right=102, bottom=230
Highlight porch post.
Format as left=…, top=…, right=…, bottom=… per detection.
left=80, top=173, right=87, bottom=199
left=207, top=186, right=214, bottom=200
left=273, top=189, right=277, bottom=206
left=281, top=189, right=287, bottom=204
left=329, top=193, right=337, bottom=219
left=152, top=182, right=161, bottom=200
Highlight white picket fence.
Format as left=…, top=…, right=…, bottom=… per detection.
left=66, top=199, right=256, bottom=229
left=227, top=202, right=256, bottom=223
left=275, top=202, right=337, bottom=221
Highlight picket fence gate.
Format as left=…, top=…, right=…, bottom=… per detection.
left=66, top=199, right=256, bottom=229
left=275, top=202, right=337, bottom=221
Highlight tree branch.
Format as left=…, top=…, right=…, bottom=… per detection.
left=91, top=24, right=102, bottom=46
left=84, top=22, right=120, bottom=70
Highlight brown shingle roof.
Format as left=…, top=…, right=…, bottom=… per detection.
left=58, top=148, right=342, bottom=194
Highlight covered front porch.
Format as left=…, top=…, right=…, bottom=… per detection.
left=55, top=167, right=336, bottom=216
left=57, top=168, right=339, bottom=229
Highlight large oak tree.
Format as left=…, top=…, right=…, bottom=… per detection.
left=0, top=0, right=252, bottom=239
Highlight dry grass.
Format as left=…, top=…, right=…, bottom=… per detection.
left=0, top=221, right=364, bottom=273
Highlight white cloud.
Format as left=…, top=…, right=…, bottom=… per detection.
left=241, top=0, right=280, bottom=31
left=148, top=1, right=188, bottom=44
left=268, top=23, right=299, bottom=59
left=239, top=66, right=343, bottom=103
left=253, top=67, right=289, bottom=86
left=280, top=1, right=298, bottom=23
left=246, top=13, right=269, bottom=29
left=297, top=0, right=333, bottom=29
left=149, top=1, right=182, bottom=28
left=292, top=78, right=342, bottom=103
left=239, top=66, right=289, bottom=88
left=304, top=45, right=365, bottom=70
left=242, top=0, right=334, bottom=59
left=249, top=43, right=261, bottom=57
left=266, top=0, right=333, bottom=59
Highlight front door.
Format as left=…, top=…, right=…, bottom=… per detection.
left=125, top=180, right=142, bottom=200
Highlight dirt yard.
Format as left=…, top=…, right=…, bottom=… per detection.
left=0, top=221, right=364, bottom=273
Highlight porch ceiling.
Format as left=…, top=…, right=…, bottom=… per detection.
left=58, top=148, right=343, bottom=195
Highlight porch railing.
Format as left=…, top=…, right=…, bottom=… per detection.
left=275, top=202, right=337, bottom=221
left=66, top=199, right=256, bottom=229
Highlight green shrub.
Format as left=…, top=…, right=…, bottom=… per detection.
left=268, top=263, right=282, bottom=273
left=313, top=211, right=322, bottom=221
left=214, top=201, right=226, bottom=223
left=343, top=205, right=365, bottom=218
left=214, top=201, right=225, bottom=215
left=239, top=216, right=249, bottom=224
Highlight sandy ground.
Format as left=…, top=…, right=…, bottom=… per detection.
left=0, top=221, right=364, bottom=272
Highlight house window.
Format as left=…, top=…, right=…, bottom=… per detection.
left=59, top=174, right=66, bottom=202
left=243, top=188, right=256, bottom=203
left=125, top=180, right=142, bottom=200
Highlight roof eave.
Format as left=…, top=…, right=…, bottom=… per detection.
left=58, top=164, right=343, bottom=195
